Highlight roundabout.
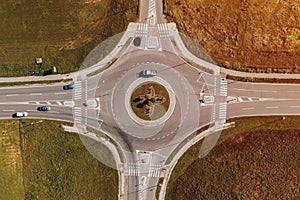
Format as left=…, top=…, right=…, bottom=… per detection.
left=103, top=51, right=204, bottom=141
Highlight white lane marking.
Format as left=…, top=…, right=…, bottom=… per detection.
left=56, top=101, right=62, bottom=106
left=290, top=106, right=300, bottom=108
left=6, top=94, right=19, bottom=97
left=30, top=93, right=42, bottom=96
left=233, top=88, right=277, bottom=93
left=242, top=107, right=254, bottom=110
left=287, top=91, right=300, bottom=93
left=49, top=111, right=60, bottom=114
left=54, top=92, right=67, bottom=95
left=36, top=102, right=40, bottom=104
left=237, top=97, right=243, bottom=102
left=266, top=106, right=279, bottom=109
left=46, top=101, right=51, bottom=105
left=26, top=110, right=36, bottom=112
left=248, top=98, right=253, bottom=101
left=3, top=110, right=16, bottom=112
left=0, top=102, right=29, bottom=105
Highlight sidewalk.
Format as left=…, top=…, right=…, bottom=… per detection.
left=221, top=67, right=300, bottom=79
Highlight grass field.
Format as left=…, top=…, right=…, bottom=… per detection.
left=167, top=0, right=300, bottom=72
left=0, top=120, right=24, bottom=200
left=166, top=116, right=300, bottom=199
left=0, top=119, right=118, bottom=200
left=0, top=0, right=138, bottom=77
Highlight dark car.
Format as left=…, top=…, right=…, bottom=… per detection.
left=37, top=106, right=51, bottom=111
left=63, top=84, right=74, bottom=90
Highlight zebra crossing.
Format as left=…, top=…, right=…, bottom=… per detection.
left=157, top=23, right=169, bottom=37
left=73, top=81, right=82, bottom=100
left=218, top=102, right=227, bottom=119
left=220, top=78, right=227, bottom=96
left=128, top=163, right=140, bottom=176
left=74, top=107, right=82, bottom=124
left=148, top=164, right=161, bottom=177
left=136, top=23, right=148, bottom=37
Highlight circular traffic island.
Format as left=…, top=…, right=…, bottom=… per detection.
left=130, top=82, right=170, bottom=121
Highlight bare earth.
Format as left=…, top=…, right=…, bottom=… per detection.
left=167, top=0, right=300, bottom=70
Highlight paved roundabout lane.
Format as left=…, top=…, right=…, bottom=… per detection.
left=93, top=48, right=215, bottom=151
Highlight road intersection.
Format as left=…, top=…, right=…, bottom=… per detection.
left=0, top=1, right=300, bottom=200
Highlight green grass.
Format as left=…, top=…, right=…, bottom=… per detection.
left=0, top=78, right=72, bottom=87
left=0, top=0, right=138, bottom=77
left=130, top=82, right=170, bottom=120
left=0, top=120, right=25, bottom=200
left=166, top=116, right=300, bottom=200
left=0, top=119, right=118, bottom=200
left=19, top=119, right=118, bottom=200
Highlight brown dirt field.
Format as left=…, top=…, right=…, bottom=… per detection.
left=167, top=0, right=300, bottom=71
left=173, top=129, right=299, bottom=199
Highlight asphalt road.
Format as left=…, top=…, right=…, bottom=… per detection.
left=0, top=1, right=299, bottom=200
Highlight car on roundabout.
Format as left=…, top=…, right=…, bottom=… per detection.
left=140, top=70, right=157, bottom=77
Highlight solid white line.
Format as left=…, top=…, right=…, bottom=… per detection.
left=233, top=88, right=277, bottom=93
left=2, top=110, right=16, bottom=112
left=266, top=106, right=279, bottom=109
left=54, top=92, right=67, bottom=95
left=287, top=91, right=300, bottom=93
left=242, top=107, right=254, bottom=110
left=6, top=94, right=19, bottom=97
left=49, top=111, right=60, bottom=114
left=30, top=93, right=42, bottom=96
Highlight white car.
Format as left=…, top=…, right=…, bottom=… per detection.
left=141, top=70, right=157, bottom=77
left=14, top=112, right=28, bottom=118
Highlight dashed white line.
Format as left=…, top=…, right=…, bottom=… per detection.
left=6, top=94, right=19, bottom=97
left=233, top=88, right=277, bottom=93
left=266, top=106, right=279, bottom=109
left=2, top=110, right=16, bottom=112
left=30, top=93, right=42, bottom=96
left=54, top=92, right=67, bottom=95
left=290, top=106, right=300, bottom=108
left=242, top=107, right=254, bottom=110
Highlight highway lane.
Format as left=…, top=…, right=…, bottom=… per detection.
left=227, top=99, right=300, bottom=118
left=139, top=0, right=150, bottom=22
left=228, top=81, right=300, bottom=99
left=0, top=104, right=73, bottom=122
left=0, top=84, right=73, bottom=102
left=155, top=0, right=166, bottom=24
